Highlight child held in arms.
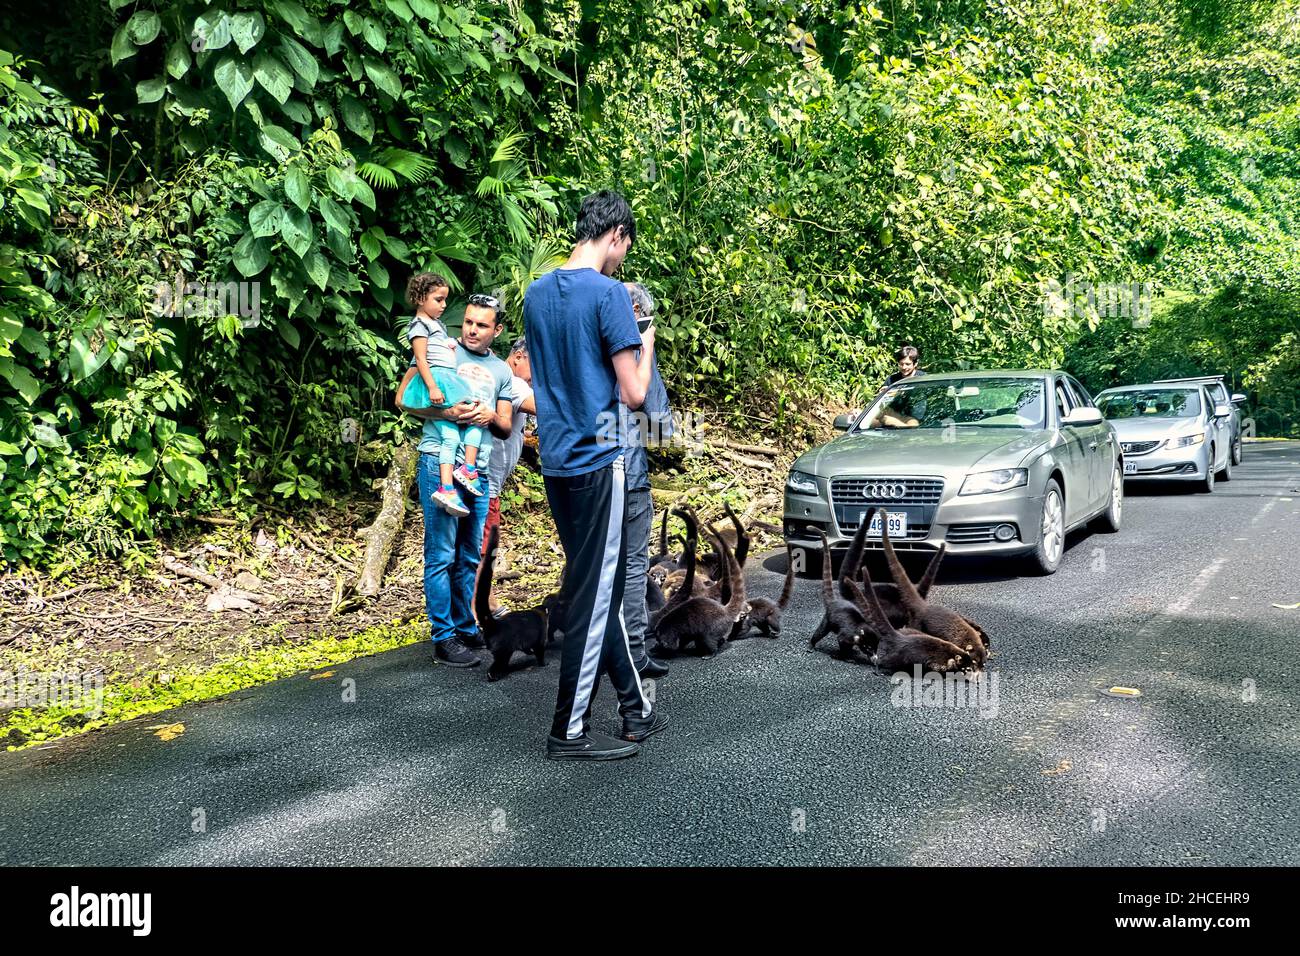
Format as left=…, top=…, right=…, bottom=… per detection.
left=401, top=272, right=488, bottom=517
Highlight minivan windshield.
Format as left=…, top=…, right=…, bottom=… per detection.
left=1097, top=389, right=1201, bottom=420
left=859, top=377, right=1047, bottom=430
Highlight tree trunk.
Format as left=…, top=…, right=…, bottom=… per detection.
left=355, top=443, right=418, bottom=597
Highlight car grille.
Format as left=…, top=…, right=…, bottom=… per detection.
left=946, top=523, right=999, bottom=543
left=830, top=477, right=945, bottom=505
left=1120, top=440, right=1162, bottom=456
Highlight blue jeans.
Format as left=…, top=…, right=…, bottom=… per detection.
left=418, top=451, right=489, bottom=643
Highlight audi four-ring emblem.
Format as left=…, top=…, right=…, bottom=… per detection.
left=863, top=483, right=907, bottom=499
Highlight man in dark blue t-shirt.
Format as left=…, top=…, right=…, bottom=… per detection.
left=524, top=191, right=668, bottom=761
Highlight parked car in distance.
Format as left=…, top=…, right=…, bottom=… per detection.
left=784, top=370, right=1124, bottom=575
left=1094, top=383, right=1233, bottom=492
left=1153, top=375, right=1246, bottom=466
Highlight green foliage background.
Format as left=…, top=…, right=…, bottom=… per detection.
left=1, top=0, right=1297, bottom=567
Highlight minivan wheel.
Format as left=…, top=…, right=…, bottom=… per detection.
left=1026, top=479, right=1065, bottom=575
left=1093, top=464, right=1123, bottom=533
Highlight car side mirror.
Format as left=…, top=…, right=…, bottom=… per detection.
left=833, top=411, right=858, bottom=431
left=1062, top=407, right=1103, bottom=427
left=1231, top=393, right=1247, bottom=404
left=1215, top=403, right=1231, bottom=418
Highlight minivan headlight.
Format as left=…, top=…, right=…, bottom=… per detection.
left=1170, top=433, right=1204, bottom=448
left=786, top=470, right=819, bottom=495
left=960, top=468, right=1029, bottom=496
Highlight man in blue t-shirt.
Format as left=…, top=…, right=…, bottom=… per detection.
left=398, top=295, right=515, bottom=668
left=524, top=191, right=667, bottom=761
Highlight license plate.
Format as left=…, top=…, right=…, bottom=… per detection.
left=860, top=511, right=907, bottom=537
left=1123, top=460, right=1138, bottom=475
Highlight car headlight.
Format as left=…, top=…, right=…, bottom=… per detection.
left=786, top=470, right=819, bottom=495
left=1170, top=433, right=1204, bottom=448
left=960, top=468, right=1029, bottom=496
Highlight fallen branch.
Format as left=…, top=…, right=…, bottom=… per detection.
left=355, top=443, right=418, bottom=598
left=161, top=557, right=274, bottom=606
left=299, top=531, right=359, bottom=573
left=193, top=514, right=240, bottom=526
left=718, top=439, right=781, bottom=457
left=722, top=450, right=775, bottom=471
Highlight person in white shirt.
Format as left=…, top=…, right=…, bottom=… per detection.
left=476, top=336, right=536, bottom=615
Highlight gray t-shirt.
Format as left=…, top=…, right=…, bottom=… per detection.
left=488, top=375, right=533, bottom=498
left=406, top=314, right=456, bottom=370
left=417, top=343, right=514, bottom=468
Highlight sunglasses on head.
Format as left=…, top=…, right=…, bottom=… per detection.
left=467, top=293, right=501, bottom=310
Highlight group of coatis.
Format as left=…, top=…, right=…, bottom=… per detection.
left=808, top=507, right=991, bottom=675
left=475, top=501, right=990, bottom=681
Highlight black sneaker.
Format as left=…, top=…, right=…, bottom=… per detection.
left=433, top=637, right=480, bottom=667
left=460, top=627, right=486, bottom=649
left=635, top=656, right=670, bottom=678
left=546, top=730, right=640, bottom=761
left=621, top=709, right=670, bottom=743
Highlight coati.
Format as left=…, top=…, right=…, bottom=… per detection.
left=744, top=543, right=796, bottom=638
left=807, top=530, right=870, bottom=658
left=650, top=511, right=701, bottom=633
left=649, top=509, right=681, bottom=573
left=698, top=503, right=749, bottom=579
left=653, top=511, right=749, bottom=657
left=876, top=509, right=990, bottom=667
left=846, top=577, right=978, bottom=675
left=478, top=525, right=548, bottom=681
left=839, top=508, right=944, bottom=623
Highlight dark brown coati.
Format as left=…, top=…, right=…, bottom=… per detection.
left=649, top=508, right=681, bottom=573
left=846, top=578, right=977, bottom=675
left=650, top=511, right=702, bottom=634
left=807, top=531, right=869, bottom=658
left=697, top=503, right=749, bottom=580
left=653, top=514, right=749, bottom=657
left=840, top=507, right=944, bottom=613
left=877, top=510, right=989, bottom=666
left=478, top=525, right=549, bottom=681
left=744, top=543, right=797, bottom=638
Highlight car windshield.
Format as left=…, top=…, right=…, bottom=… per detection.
left=859, top=377, right=1047, bottom=430
left=1097, top=389, right=1201, bottom=420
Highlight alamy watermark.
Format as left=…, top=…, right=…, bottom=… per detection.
left=1, top=667, right=105, bottom=717
left=152, top=279, right=262, bottom=328
left=889, top=665, right=1000, bottom=718
left=595, top=409, right=707, bottom=456
left=1041, top=273, right=1153, bottom=328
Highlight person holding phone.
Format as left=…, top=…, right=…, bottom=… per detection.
left=618, top=282, right=673, bottom=680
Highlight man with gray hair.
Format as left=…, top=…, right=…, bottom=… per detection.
left=619, top=281, right=673, bottom=679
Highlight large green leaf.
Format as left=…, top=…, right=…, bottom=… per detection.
left=165, top=39, right=192, bottom=78
left=385, top=0, right=414, bottom=23
left=213, top=56, right=254, bottom=110
left=70, top=334, right=110, bottom=382
left=258, top=124, right=299, bottom=162
left=249, top=200, right=286, bottom=238
left=317, top=194, right=350, bottom=234
left=110, top=25, right=137, bottom=65
left=126, top=10, right=161, bottom=45
left=253, top=52, right=294, bottom=104
left=136, top=76, right=166, bottom=104
left=285, top=166, right=312, bottom=211
left=339, top=95, right=374, bottom=141
left=362, top=17, right=387, bottom=53
left=193, top=9, right=233, bottom=52
left=280, top=207, right=313, bottom=258
left=270, top=1, right=322, bottom=46
left=231, top=11, right=266, bottom=53
left=303, top=249, right=330, bottom=291
left=0, top=357, right=41, bottom=403
left=232, top=233, right=271, bottom=276
left=278, top=36, right=319, bottom=89
left=363, top=58, right=402, bottom=99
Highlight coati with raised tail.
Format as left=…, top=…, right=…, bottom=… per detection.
left=698, top=503, right=749, bottom=579
left=807, top=530, right=869, bottom=658
left=653, top=512, right=749, bottom=657
left=846, top=577, right=978, bottom=675
left=649, top=510, right=701, bottom=635
left=744, top=543, right=797, bottom=638
left=876, top=509, right=989, bottom=666
left=649, top=509, right=682, bottom=573
left=839, top=508, right=944, bottom=626
left=478, top=525, right=549, bottom=681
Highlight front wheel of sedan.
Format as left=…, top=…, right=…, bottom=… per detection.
left=1026, top=478, right=1065, bottom=575
left=1231, top=435, right=1243, bottom=466
left=1199, top=449, right=1216, bottom=493
left=1218, top=448, right=1233, bottom=482
left=1092, top=464, right=1123, bottom=533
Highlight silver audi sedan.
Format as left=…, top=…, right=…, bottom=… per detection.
left=1093, top=383, right=1234, bottom=492
left=784, top=370, right=1124, bottom=574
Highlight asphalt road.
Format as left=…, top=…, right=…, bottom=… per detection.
left=2, top=442, right=1298, bottom=866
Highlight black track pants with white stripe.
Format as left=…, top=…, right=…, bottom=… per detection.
left=544, top=455, right=652, bottom=740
